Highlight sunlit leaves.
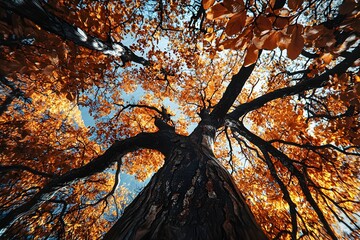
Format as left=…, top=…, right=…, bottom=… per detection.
left=243, top=44, right=259, bottom=66
left=202, top=0, right=215, bottom=10
left=1, top=0, right=360, bottom=239
left=206, top=3, right=231, bottom=20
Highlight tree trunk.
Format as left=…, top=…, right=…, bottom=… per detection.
left=104, top=133, right=267, bottom=240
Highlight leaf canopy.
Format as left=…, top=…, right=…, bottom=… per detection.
left=1, top=0, right=360, bottom=239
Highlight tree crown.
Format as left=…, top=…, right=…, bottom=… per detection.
left=0, top=0, right=359, bottom=239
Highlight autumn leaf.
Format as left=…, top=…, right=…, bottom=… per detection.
left=202, top=0, right=215, bottom=10
left=287, top=25, right=304, bottom=59
left=339, top=0, right=357, bottom=15
left=66, top=92, right=75, bottom=101
left=262, top=31, right=280, bottom=50
left=274, top=8, right=290, bottom=17
left=273, top=17, right=289, bottom=29
left=256, top=15, right=272, bottom=33
left=2, top=0, right=360, bottom=239
left=244, top=44, right=259, bottom=66
left=207, top=3, right=231, bottom=20
left=218, top=37, right=238, bottom=50
left=225, top=11, right=246, bottom=36
left=288, top=0, right=303, bottom=11
left=223, top=0, right=245, bottom=13
left=321, top=53, right=333, bottom=64
left=277, top=31, right=291, bottom=50
left=42, top=65, right=55, bottom=75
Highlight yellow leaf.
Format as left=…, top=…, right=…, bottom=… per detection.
left=204, top=32, right=215, bottom=42
left=244, top=44, right=259, bottom=67
left=207, top=3, right=231, bottom=20
left=202, top=0, right=215, bottom=10
left=225, top=11, right=246, bottom=36
left=321, top=53, right=333, bottom=64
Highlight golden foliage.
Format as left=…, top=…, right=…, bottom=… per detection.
left=1, top=0, right=360, bottom=238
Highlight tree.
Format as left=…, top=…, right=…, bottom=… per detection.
left=0, top=0, right=359, bottom=239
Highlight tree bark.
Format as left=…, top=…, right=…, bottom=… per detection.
left=104, top=132, right=267, bottom=240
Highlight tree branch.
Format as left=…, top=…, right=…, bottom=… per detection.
left=0, top=75, right=30, bottom=115
left=226, top=119, right=338, bottom=239
left=228, top=45, right=360, bottom=119
left=0, top=0, right=149, bottom=66
left=0, top=165, right=56, bottom=178
left=211, top=59, right=259, bottom=125
left=0, top=130, right=175, bottom=233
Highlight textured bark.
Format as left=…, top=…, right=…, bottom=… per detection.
left=104, top=131, right=267, bottom=240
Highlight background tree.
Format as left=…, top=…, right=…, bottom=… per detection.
left=0, top=0, right=359, bottom=239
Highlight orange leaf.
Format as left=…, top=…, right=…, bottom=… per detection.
left=273, top=17, right=289, bottom=29
left=256, top=15, right=272, bottom=32
left=66, top=92, right=75, bottom=101
left=321, top=53, right=333, bottom=64
left=234, top=27, right=252, bottom=49
left=202, top=0, right=215, bottom=10
left=303, top=25, right=324, bottom=43
left=262, top=31, right=280, bottom=50
left=244, top=44, right=259, bottom=67
left=204, top=32, right=215, bottom=42
left=219, top=38, right=238, bottom=50
left=288, top=0, right=303, bottom=10
left=225, top=11, right=246, bottom=36
left=209, top=50, right=216, bottom=59
left=339, top=0, right=357, bottom=15
left=207, top=3, right=231, bottom=20
left=253, top=36, right=266, bottom=49
left=277, top=32, right=291, bottom=50
left=287, top=26, right=304, bottom=59
left=274, top=8, right=290, bottom=17
left=42, top=65, right=55, bottom=75
left=223, top=0, right=245, bottom=13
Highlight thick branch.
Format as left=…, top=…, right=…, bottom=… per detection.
left=259, top=150, right=297, bottom=240
left=0, top=0, right=149, bottom=66
left=228, top=45, right=360, bottom=119
left=0, top=130, right=175, bottom=233
left=227, top=119, right=338, bottom=239
left=211, top=61, right=258, bottom=125
left=0, top=165, right=56, bottom=178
